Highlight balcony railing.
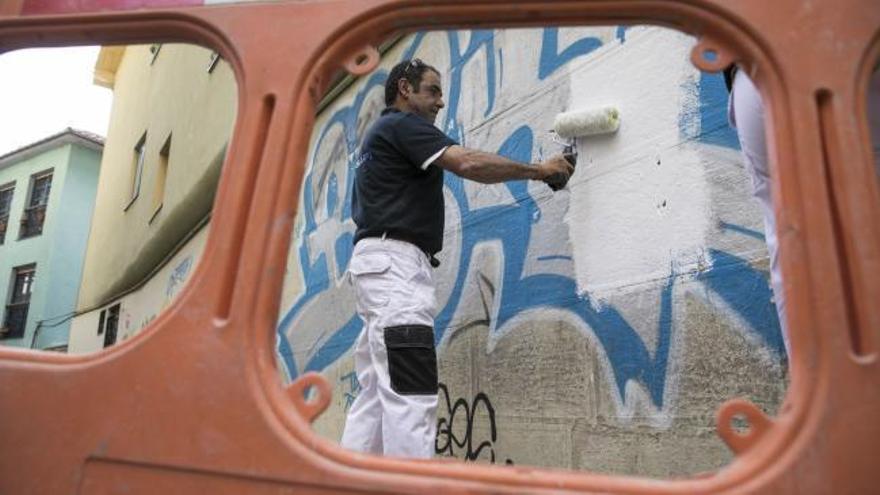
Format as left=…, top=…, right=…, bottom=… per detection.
left=1, top=303, right=29, bottom=339
left=19, top=204, right=46, bottom=238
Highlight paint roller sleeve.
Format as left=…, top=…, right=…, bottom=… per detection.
left=553, top=106, right=621, bottom=139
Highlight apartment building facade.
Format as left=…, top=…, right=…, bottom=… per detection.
left=0, top=129, right=103, bottom=351
left=67, top=43, right=236, bottom=353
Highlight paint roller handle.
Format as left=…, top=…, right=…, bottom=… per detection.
left=563, top=144, right=577, bottom=166
left=546, top=145, right=577, bottom=191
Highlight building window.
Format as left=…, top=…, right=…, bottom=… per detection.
left=1, top=264, right=36, bottom=339
left=19, top=170, right=52, bottom=239
left=97, top=309, right=106, bottom=335
left=103, top=303, right=120, bottom=348
left=126, top=133, right=147, bottom=210
left=0, top=183, right=13, bottom=244
left=151, top=134, right=171, bottom=222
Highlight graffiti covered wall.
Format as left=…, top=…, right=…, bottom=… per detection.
left=277, top=26, right=787, bottom=476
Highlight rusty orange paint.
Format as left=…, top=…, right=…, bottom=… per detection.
left=0, top=1, right=878, bottom=493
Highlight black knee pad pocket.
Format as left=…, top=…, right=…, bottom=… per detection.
left=384, top=325, right=438, bottom=395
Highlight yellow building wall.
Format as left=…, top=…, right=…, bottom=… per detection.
left=76, top=44, right=236, bottom=311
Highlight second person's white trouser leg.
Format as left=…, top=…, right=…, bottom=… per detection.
left=730, top=70, right=788, bottom=355
left=730, top=68, right=880, bottom=359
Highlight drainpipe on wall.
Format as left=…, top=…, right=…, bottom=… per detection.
left=29, top=321, right=41, bottom=349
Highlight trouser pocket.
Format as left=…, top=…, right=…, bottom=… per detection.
left=384, top=325, right=438, bottom=395
left=348, top=252, right=392, bottom=310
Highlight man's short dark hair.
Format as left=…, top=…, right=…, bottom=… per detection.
left=384, top=58, right=439, bottom=106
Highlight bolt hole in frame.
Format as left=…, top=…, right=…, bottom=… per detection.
left=731, top=414, right=751, bottom=437
left=0, top=1, right=879, bottom=494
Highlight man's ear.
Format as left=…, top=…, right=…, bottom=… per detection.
left=397, top=78, right=411, bottom=99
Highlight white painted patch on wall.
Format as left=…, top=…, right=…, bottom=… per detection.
left=565, top=27, right=711, bottom=306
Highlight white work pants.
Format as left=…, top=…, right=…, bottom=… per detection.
left=729, top=71, right=788, bottom=353
left=729, top=69, right=880, bottom=357
left=340, top=237, right=439, bottom=459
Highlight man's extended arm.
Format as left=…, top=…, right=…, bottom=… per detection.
left=435, top=145, right=573, bottom=185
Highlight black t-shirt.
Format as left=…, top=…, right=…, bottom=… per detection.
left=352, top=107, right=458, bottom=255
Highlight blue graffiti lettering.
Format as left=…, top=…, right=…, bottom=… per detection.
left=538, top=27, right=603, bottom=80
left=277, top=28, right=783, bottom=412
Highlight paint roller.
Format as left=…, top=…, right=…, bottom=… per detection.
left=545, top=105, right=621, bottom=191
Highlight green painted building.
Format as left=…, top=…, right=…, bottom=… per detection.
left=0, top=128, right=103, bottom=351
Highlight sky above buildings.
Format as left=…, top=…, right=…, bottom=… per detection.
left=0, top=46, right=112, bottom=156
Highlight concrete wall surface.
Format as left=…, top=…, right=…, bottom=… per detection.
left=277, top=26, right=788, bottom=477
